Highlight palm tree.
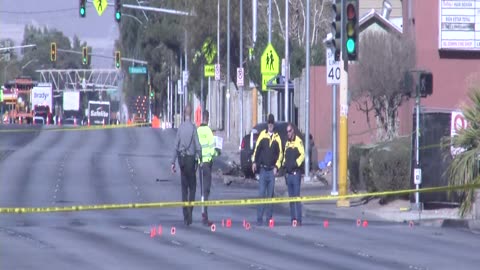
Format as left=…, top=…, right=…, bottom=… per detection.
left=446, top=83, right=480, bottom=216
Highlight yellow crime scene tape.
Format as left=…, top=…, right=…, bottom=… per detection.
left=1, top=183, right=479, bottom=214
left=0, top=122, right=149, bottom=133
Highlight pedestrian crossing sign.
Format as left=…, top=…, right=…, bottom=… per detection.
left=94, top=0, right=108, bottom=16
left=260, top=43, right=279, bottom=75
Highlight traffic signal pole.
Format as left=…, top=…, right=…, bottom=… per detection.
left=337, top=0, right=350, bottom=207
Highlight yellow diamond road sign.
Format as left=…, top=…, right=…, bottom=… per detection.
left=94, top=0, right=108, bottom=16
left=261, top=43, right=280, bottom=75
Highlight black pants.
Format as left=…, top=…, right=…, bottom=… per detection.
left=201, top=161, right=212, bottom=217
left=180, top=155, right=196, bottom=222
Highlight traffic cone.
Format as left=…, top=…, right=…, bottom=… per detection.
left=74, top=118, right=77, bottom=126
left=88, top=118, right=90, bottom=127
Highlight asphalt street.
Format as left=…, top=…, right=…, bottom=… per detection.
left=1, top=125, right=479, bottom=270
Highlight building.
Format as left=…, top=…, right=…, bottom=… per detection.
left=309, top=0, right=480, bottom=163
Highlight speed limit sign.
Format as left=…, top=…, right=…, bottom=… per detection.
left=326, top=48, right=340, bottom=85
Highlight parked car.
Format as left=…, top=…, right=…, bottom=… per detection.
left=239, top=121, right=315, bottom=179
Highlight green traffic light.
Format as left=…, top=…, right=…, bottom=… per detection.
left=346, top=38, right=355, bottom=54
left=80, top=8, right=85, bottom=16
left=115, top=12, right=121, bottom=21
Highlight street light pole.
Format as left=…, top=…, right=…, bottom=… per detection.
left=284, top=0, right=289, bottom=122
left=240, top=0, right=244, bottom=142
left=304, top=0, right=311, bottom=182
left=227, top=0, right=231, bottom=140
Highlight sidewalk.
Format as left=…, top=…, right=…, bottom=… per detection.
left=214, top=131, right=480, bottom=231
left=276, top=180, right=480, bottom=231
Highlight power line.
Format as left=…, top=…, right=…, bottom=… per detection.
left=0, top=7, right=77, bottom=15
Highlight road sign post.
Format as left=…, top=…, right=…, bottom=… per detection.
left=260, top=43, right=280, bottom=91
left=214, top=64, right=221, bottom=81
left=326, top=48, right=340, bottom=85
left=237, top=68, right=244, bottom=87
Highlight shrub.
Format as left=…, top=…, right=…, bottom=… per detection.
left=348, top=137, right=411, bottom=203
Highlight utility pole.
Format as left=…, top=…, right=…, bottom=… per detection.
left=304, top=0, right=311, bottom=181
left=284, top=0, right=289, bottom=122
left=217, top=0, right=221, bottom=130
left=240, top=0, right=244, bottom=141
left=337, top=0, right=350, bottom=207
left=227, top=0, right=231, bottom=140
left=267, top=0, right=272, bottom=115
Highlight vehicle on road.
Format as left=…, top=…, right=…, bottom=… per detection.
left=239, top=122, right=315, bottom=179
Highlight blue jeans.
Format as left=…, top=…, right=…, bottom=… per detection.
left=257, top=168, right=275, bottom=223
left=286, top=172, right=302, bottom=222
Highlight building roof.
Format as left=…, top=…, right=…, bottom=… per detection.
left=359, top=9, right=403, bottom=35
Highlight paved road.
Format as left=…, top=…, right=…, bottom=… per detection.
left=1, top=125, right=479, bottom=270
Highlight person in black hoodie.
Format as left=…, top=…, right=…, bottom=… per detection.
left=252, top=114, right=283, bottom=226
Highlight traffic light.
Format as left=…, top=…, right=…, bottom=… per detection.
left=50, top=42, right=57, bottom=62
left=419, top=72, right=433, bottom=97
left=331, top=0, right=342, bottom=61
left=115, top=51, right=121, bottom=69
left=115, top=0, right=122, bottom=22
left=79, top=0, right=86, bottom=18
left=345, top=0, right=359, bottom=61
left=82, top=46, right=88, bottom=65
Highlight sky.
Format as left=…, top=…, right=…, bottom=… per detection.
left=0, top=0, right=121, bottom=68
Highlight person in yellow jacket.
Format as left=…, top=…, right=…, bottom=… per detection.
left=282, top=123, right=305, bottom=226
left=197, top=110, right=218, bottom=226
left=252, top=114, right=283, bottom=226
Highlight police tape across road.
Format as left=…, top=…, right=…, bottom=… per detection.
left=1, top=183, right=479, bottom=214
left=0, top=122, right=148, bottom=133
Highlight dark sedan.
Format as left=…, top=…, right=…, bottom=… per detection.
left=239, top=122, right=315, bottom=179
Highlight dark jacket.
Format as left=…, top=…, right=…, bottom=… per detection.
left=282, top=135, right=305, bottom=173
left=252, top=129, right=283, bottom=169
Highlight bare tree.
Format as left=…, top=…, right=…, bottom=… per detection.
left=352, top=31, right=416, bottom=141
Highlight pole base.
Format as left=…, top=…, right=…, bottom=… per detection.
left=304, top=175, right=311, bottom=182
left=337, top=199, right=350, bottom=208
left=330, top=191, right=339, bottom=196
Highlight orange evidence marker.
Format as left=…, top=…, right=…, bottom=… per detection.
left=243, top=219, right=246, bottom=228
left=356, top=219, right=361, bottom=227
left=150, top=227, right=157, bottom=238
left=269, top=218, right=275, bottom=228
left=211, top=224, right=216, bottom=232
left=158, top=225, right=163, bottom=235
left=362, top=220, right=368, bottom=228
left=245, top=222, right=251, bottom=230
left=226, top=218, right=232, bottom=228
left=323, top=220, right=329, bottom=228
left=292, top=220, right=297, bottom=227
left=171, top=227, right=176, bottom=235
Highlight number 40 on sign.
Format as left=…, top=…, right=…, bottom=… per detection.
left=326, top=48, right=340, bottom=85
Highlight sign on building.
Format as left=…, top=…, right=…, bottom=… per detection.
left=438, top=0, right=480, bottom=50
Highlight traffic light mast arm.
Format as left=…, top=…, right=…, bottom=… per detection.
left=55, top=48, right=147, bottom=65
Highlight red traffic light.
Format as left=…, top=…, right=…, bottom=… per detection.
left=347, top=4, right=356, bottom=20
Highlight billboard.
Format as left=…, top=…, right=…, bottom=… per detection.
left=88, top=101, right=110, bottom=125
left=31, top=83, right=53, bottom=110
left=63, top=91, right=80, bottom=111
left=438, top=0, right=480, bottom=50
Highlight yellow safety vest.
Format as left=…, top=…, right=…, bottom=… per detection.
left=197, top=124, right=216, bottom=163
